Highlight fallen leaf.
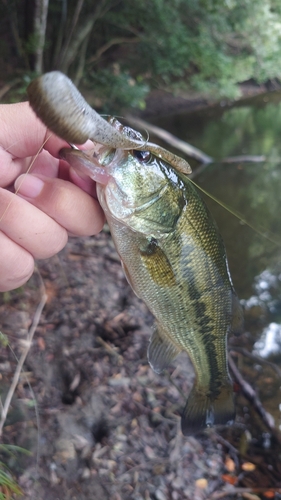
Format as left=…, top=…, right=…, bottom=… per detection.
left=195, top=478, right=208, bottom=489
left=37, top=336, right=45, bottom=350
left=221, top=474, right=237, bottom=485
left=225, top=456, right=236, bottom=472
left=44, top=280, right=58, bottom=303
left=241, top=462, right=256, bottom=472
left=242, top=493, right=260, bottom=500
left=264, top=492, right=275, bottom=499
left=145, top=445, right=155, bottom=459
left=132, top=391, right=142, bottom=402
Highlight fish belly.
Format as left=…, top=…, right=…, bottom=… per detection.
left=106, top=214, right=235, bottom=434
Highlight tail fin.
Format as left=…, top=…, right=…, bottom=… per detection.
left=181, top=381, right=235, bottom=436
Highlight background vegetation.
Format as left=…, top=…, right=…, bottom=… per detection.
left=1, top=0, right=281, bottom=111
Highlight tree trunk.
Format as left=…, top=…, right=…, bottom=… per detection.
left=52, top=0, right=68, bottom=71
left=73, top=32, right=91, bottom=87
left=54, top=0, right=85, bottom=70
left=59, top=0, right=108, bottom=74
left=33, top=0, right=49, bottom=74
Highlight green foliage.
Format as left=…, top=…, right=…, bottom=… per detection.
left=0, top=446, right=31, bottom=498
left=1, top=0, right=281, bottom=108
left=101, top=0, right=281, bottom=100
left=0, top=469, right=22, bottom=499
left=86, top=68, right=149, bottom=113
left=0, top=332, right=8, bottom=347
left=0, top=464, right=23, bottom=498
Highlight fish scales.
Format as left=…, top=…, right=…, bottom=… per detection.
left=27, top=71, right=243, bottom=435
left=97, top=151, right=240, bottom=435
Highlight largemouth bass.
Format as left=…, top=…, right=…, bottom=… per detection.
left=27, top=72, right=243, bottom=435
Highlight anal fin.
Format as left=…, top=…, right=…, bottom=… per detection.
left=148, top=324, right=181, bottom=374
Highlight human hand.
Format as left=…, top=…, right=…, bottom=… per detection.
left=0, top=101, right=105, bottom=292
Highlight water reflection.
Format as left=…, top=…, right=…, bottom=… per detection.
left=254, top=322, right=281, bottom=358
left=195, top=161, right=281, bottom=299
left=155, top=91, right=281, bottom=161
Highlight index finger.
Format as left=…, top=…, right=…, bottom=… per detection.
left=0, top=102, right=68, bottom=158
left=0, top=102, right=69, bottom=187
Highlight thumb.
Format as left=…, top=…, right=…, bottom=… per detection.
left=14, top=173, right=105, bottom=236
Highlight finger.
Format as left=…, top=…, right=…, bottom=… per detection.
left=0, top=231, right=34, bottom=292
left=0, top=188, right=68, bottom=259
left=0, top=102, right=67, bottom=186
left=0, top=102, right=68, bottom=157
left=69, top=167, right=97, bottom=197
left=15, top=174, right=105, bottom=236
left=0, top=102, right=97, bottom=188
left=27, top=149, right=60, bottom=179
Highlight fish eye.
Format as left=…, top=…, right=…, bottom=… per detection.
left=133, top=150, right=151, bottom=162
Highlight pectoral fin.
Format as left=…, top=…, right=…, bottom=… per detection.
left=148, top=325, right=181, bottom=374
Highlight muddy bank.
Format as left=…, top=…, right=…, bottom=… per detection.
left=136, top=82, right=280, bottom=120
left=1, top=230, right=281, bottom=500
left=1, top=232, right=225, bottom=500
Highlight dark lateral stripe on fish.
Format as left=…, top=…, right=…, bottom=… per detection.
left=184, top=267, right=226, bottom=398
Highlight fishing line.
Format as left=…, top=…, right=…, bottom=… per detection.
left=0, top=134, right=52, bottom=223
left=187, top=176, right=281, bottom=247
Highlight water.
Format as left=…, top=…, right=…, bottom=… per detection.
left=154, top=93, right=281, bottom=438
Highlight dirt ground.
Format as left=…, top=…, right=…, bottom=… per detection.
left=1, top=228, right=281, bottom=500
left=0, top=232, right=224, bottom=500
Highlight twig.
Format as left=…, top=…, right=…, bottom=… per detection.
left=133, top=400, right=176, bottom=424
left=230, top=347, right=281, bottom=378
left=165, top=371, right=186, bottom=400
left=125, top=115, right=213, bottom=165
left=228, top=354, right=281, bottom=444
left=221, top=155, right=266, bottom=163
left=0, top=272, right=47, bottom=437
left=95, top=336, right=123, bottom=362
left=87, top=36, right=139, bottom=65
left=124, top=117, right=269, bottom=172
left=211, top=487, right=281, bottom=499
left=213, top=432, right=240, bottom=469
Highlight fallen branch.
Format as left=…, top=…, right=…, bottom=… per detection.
left=125, top=116, right=269, bottom=170
left=95, top=335, right=123, bottom=363
left=213, top=432, right=240, bottom=469
left=125, top=115, right=213, bottom=165
left=221, top=155, right=266, bottom=163
left=230, top=346, right=281, bottom=378
left=0, top=271, right=47, bottom=437
left=228, top=354, right=281, bottom=444
left=211, top=487, right=281, bottom=499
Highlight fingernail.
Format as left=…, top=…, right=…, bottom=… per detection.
left=14, top=174, right=45, bottom=198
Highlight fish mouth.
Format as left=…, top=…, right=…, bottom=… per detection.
left=60, top=144, right=129, bottom=187
left=61, top=145, right=166, bottom=212
left=96, top=148, right=168, bottom=211
left=60, top=145, right=112, bottom=185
